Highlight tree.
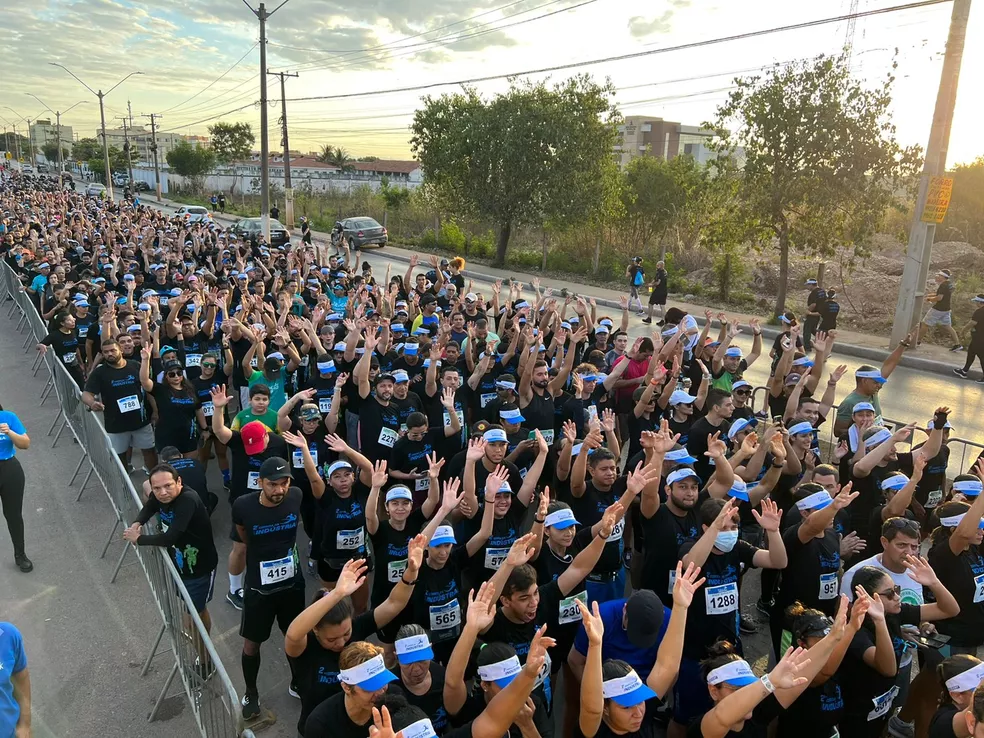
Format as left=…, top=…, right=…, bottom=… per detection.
left=85, top=147, right=129, bottom=182
left=357, top=155, right=381, bottom=162
left=620, top=155, right=696, bottom=253
left=41, top=141, right=70, bottom=163
left=72, top=137, right=102, bottom=163
left=166, top=141, right=216, bottom=193
left=942, top=156, right=984, bottom=247
left=207, top=122, right=254, bottom=164
left=411, top=74, right=621, bottom=266
left=709, top=54, right=922, bottom=315
left=317, top=145, right=355, bottom=173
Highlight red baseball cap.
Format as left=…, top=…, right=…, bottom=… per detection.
left=241, top=421, right=268, bottom=455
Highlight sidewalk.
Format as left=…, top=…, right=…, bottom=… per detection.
left=142, top=192, right=965, bottom=379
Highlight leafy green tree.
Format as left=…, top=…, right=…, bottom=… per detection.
left=317, top=145, right=355, bottom=173
left=942, top=156, right=984, bottom=246
left=621, top=155, right=696, bottom=252
left=72, top=137, right=102, bottom=162
left=357, top=155, right=381, bottom=162
left=709, top=54, right=922, bottom=315
left=41, top=141, right=70, bottom=163
left=84, top=147, right=129, bottom=182
left=207, top=122, right=255, bottom=164
left=411, top=74, right=621, bottom=266
left=166, top=141, right=216, bottom=192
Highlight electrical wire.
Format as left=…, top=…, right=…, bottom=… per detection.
left=282, top=0, right=951, bottom=103
left=161, top=43, right=259, bottom=114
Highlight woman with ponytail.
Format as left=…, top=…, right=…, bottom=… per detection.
left=930, top=655, right=984, bottom=738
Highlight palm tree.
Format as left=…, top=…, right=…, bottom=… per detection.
left=317, top=144, right=355, bottom=173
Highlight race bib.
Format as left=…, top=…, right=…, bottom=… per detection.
left=292, top=449, right=305, bottom=468
left=387, top=558, right=408, bottom=583
left=974, top=573, right=984, bottom=604
left=485, top=546, right=510, bottom=571
left=480, top=393, right=496, bottom=408
left=260, top=555, right=295, bottom=586
left=185, top=354, right=202, bottom=367
left=63, top=351, right=77, bottom=365
left=250, top=356, right=258, bottom=369
left=443, top=409, right=465, bottom=428
left=541, top=428, right=555, bottom=445
left=819, top=572, right=838, bottom=600
left=605, top=519, right=624, bottom=543
left=668, top=568, right=677, bottom=595
left=705, top=583, right=738, bottom=615
left=867, top=685, right=900, bottom=721
left=117, top=395, right=140, bottom=413
left=558, top=590, right=588, bottom=625
left=925, top=489, right=943, bottom=508
left=336, top=528, right=365, bottom=550
left=415, top=477, right=430, bottom=492
left=201, top=401, right=214, bottom=417
left=378, top=427, right=398, bottom=448
left=319, top=397, right=332, bottom=414
left=429, top=600, right=461, bottom=631
left=247, top=471, right=261, bottom=490
left=299, top=355, right=309, bottom=367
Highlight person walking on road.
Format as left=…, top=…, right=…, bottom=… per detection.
left=802, top=279, right=826, bottom=352
left=953, top=293, right=984, bottom=383
left=0, top=405, right=32, bottom=573
left=626, top=256, right=646, bottom=316
left=919, top=269, right=963, bottom=352
left=642, top=260, right=668, bottom=325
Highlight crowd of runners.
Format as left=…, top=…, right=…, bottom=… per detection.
left=4, top=170, right=984, bottom=738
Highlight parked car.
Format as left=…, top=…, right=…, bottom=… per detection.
left=21, top=165, right=33, bottom=175
left=133, top=181, right=150, bottom=192
left=174, top=205, right=212, bottom=223
left=112, top=173, right=130, bottom=186
left=230, top=217, right=291, bottom=247
left=334, top=216, right=387, bottom=249
left=85, top=183, right=107, bottom=197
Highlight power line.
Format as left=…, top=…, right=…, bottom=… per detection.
left=161, top=43, right=259, bottom=114
left=156, top=102, right=258, bottom=134
left=283, top=0, right=951, bottom=103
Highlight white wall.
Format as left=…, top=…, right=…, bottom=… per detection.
left=128, top=166, right=419, bottom=196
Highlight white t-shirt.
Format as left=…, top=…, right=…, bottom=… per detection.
left=840, top=554, right=924, bottom=606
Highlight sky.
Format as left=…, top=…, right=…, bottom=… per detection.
left=0, top=0, right=980, bottom=167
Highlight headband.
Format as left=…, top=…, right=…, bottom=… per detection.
left=706, top=659, right=757, bottom=686
left=795, top=490, right=833, bottom=511
left=946, top=662, right=984, bottom=693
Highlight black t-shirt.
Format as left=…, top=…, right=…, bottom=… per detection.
left=687, top=416, right=731, bottom=483
left=359, top=397, right=401, bottom=463
left=678, top=540, right=758, bottom=659
left=928, top=538, right=984, bottom=646
left=231, top=487, right=304, bottom=593
left=395, top=662, right=450, bottom=734
left=775, top=680, right=844, bottom=738
left=319, top=484, right=370, bottom=565
left=972, top=307, right=984, bottom=338
left=641, top=505, right=701, bottom=606
left=570, top=478, right=628, bottom=576
left=465, top=497, right=528, bottom=584
left=229, top=335, right=253, bottom=388
left=774, top=524, right=841, bottom=616
left=445, top=456, right=524, bottom=503
left=226, top=431, right=289, bottom=501
left=807, top=287, right=827, bottom=315
left=686, top=696, right=780, bottom=737
left=168, top=457, right=210, bottom=500
left=411, top=547, right=470, bottom=649
left=84, top=360, right=150, bottom=433
left=936, top=279, right=953, bottom=312
left=626, top=412, right=657, bottom=463
left=304, top=691, right=372, bottom=738
left=929, top=704, right=960, bottom=738
left=136, top=488, right=218, bottom=578
left=290, top=614, right=376, bottom=733
left=453, top=687, right=553, bottom=738
left=369, top=510, right=426, bottom=603
left=43, top=328, right=83, bottom=371
left=899, top=444, right=950, bottom=511
left=151, top=382, right=200, bottom=444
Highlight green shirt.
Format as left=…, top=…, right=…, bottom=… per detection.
left=835, top=389, right=884, bottom=425
left=247, top=368, right=288, bottom=410
left=231, top=407, right=280, bottom=433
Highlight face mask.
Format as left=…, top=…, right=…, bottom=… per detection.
left=715, top=529, right=739, bottom=553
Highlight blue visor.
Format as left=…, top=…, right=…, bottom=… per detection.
left=603, top=671, right=659, bottom=707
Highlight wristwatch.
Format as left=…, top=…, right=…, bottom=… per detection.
left=760, top=674, right=775, bottom=693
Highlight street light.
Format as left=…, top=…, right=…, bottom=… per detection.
left=2, top=107, right=32, bottom=166
left=26, top=94, right=88, bottom=187
left=48, top=63, right=143, bottom=200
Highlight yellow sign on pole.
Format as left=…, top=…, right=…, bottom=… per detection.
left=921, top=176, right=954, bottom=224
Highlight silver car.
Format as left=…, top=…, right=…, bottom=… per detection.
left=85, top=183, right=107, bottom=197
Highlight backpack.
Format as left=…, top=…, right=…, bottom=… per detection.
left=633, top=269, right=644, bottom=286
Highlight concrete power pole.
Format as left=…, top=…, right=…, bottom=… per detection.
left=270, top=70, right=298, bottom=228
left=143, top=113, right=163, bottom=201
left=55, top=111, right=64, bottom=188
left=245, top=0, right=292, bottom=242
left=25, top=119, right=35, bottom=167
left=890, top=0, right=973, bottom=348
left=117, top=116, right=135, bottom=187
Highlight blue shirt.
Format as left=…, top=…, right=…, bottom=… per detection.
left=0, top=412, right=26, bottom=460
left=573, top=598, right=670, bottom=681
left=0, top=622, right=27, bottom=736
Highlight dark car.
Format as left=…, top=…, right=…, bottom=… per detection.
left=230, top=217, right=291, bottom=247
left=133, top=181, right=151, bottom=191
left=335, top=216, right=387, bottom=249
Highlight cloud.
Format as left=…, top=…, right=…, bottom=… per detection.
left=628, top=10, right=674, bottom=38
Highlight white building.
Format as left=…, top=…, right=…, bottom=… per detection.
left=30, top=119, right=73, bottom=155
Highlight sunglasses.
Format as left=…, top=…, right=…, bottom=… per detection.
left=201, top=362, right=217, bottom=369
left=886, top=518, right=920, bottom=534
left=733, top=389, right=751, bottom=395
left=876, top=585, right=902, bottom=600
left=166, top=370, right=183, bottom=379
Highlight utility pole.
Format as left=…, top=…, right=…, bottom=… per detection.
left=143, top=113, right=163, bottom=201
left=55, top=111, right=64, bottom=187
left=11, top=124, right=21, bottom=163
left=116, top=116, right=135, bottom=187
left=128, top=100, right=134, bottom=128
left=890, top=0, right=972, bottom=347
left=269, top=70, right=298, bottom=227
left=245, top=0, right=292, bottom=242
left=25, top=119, right=35, bottom=167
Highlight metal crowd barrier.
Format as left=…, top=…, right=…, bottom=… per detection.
left=0, top=262, right=253, bottom=738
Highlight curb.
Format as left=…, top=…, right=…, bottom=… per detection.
left=140, top=196, right=959, bottom=380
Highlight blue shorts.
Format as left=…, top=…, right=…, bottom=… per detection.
left=585, top=567, right=626, bottom=605
left=673, top=656, right=713, bottom=724
left=184, top=570, right=216, bottom=614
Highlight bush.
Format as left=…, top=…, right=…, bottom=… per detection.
left=511, top=250, right=542, bottom=271
left=438, top=221, right=466, bottom=253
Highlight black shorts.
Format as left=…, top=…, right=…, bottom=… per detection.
left=229, top=519, right=243, bottom=543
left=649, top=292, right=667, bottom=306
left=156, top=432, right=199, bottom=455
left=318, top=555, right=373, bottom=583
left=240, top=585, right=306, bottom=644
left=184, top=570, right=216, bottom=613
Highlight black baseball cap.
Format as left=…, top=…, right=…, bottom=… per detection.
left=259, top=457, right=292, bottom=481
left=625, top=589, right=665, bottom=648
